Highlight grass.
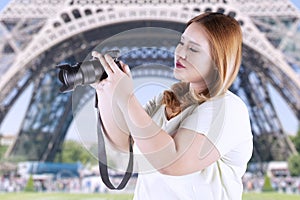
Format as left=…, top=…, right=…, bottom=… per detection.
left=0, top=192, right=133, bottom=200
left=0, top=192, right=299, bottom=199
left=243, top=192, right=300, bottom=200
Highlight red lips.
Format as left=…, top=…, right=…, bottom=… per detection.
left=176, top=61, right=186, bottom=69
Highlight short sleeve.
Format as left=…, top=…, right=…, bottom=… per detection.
left=179, top=93, right=253, bottom=156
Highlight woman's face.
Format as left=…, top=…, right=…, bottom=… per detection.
left=174, top=22, right=214, bottom=87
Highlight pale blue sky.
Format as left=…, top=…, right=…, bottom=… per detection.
left=0, top=1, right=9, bottom=10
left=0, top=1, right=299, bottom=139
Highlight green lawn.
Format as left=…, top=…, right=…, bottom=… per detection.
left=0, top=192, right=299, bottom=199
left=0, top=193, right=133, bottom=200
left=243, top=192, right=300, bottom=200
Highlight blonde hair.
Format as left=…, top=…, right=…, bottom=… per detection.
left=162, top=12, right=242, bottom=117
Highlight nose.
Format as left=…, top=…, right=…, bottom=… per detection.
left=175, top=44, right=187, bottom=59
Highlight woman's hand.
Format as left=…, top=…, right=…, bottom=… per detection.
left=91, top=51, right=134, bottom=108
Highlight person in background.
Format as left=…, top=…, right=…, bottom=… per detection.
left=92, top=12, right=253, bottom=200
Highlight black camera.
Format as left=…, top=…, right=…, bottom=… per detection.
left=56, top=50, right=121, bottom=93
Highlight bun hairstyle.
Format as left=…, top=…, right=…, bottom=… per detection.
left=162, top=12, right=243, bottom=119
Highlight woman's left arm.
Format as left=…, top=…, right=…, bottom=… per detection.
left=103, top=54, right=220, bottom=175
left=122, top=95, right=220, bottom=175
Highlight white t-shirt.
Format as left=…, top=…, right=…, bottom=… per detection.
left=133, top=91, right=253, bottom=200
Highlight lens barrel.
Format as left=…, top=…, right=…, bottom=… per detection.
left=56, top=59, right=118, bottom=93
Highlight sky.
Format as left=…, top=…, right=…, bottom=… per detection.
left=0, top=1, right=9, bottom=11
left=0, top=0, right=299, bottom=141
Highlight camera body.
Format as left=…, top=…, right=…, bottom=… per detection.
left=56, top=51, right=120, bottom=93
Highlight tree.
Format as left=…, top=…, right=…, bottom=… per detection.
left=54, top=140, right=97, bottom=165
left=262, top=174, right=274, bottom=192
left=290, top=127, right=300, bottom=153
left=288, top=154, right=300, bottom=176
left=24, top=175, right=35, bottom=192
left=288, top=126, right=300, bottom=176
left=0, top=145, right=8, bottom=160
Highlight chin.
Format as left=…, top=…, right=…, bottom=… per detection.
left=173, top=72, right=186, bottom=82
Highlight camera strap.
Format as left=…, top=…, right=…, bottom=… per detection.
left=95, top=94, right=134, bottom=190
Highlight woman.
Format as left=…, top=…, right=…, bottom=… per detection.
left=92, top=12, right=253, bottom=200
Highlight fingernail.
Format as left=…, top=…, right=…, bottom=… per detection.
left=104, top=54, right=112, bottom=58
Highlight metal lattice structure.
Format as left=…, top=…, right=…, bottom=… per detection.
left=0, top=0, right=299, bottom=162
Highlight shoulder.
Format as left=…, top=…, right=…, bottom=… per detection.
left=223, top=91, right=249, bottom=115
left=199, top=91, right=248, bottom=115
left=219, top=91, right=252, bottom=140
left=191, top=91, right=248, bottom=116
left=225, top=91, right=247, bottom=108
left=186, top=90, right=252, bottom=137
left=202, top=91, right=252, bottom=155
left=204, top=91, right=251, bottom=126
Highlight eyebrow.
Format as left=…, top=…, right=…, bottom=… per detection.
left=181, top=36, right=202, bottom=47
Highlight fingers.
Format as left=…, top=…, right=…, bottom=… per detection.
left=92, top=51, right=130, bottom=77
left=104, top=54, right=121, bottom=73
left=120, top=61, right=132, bottom=78
left=92, top=51, right=113, bottom=75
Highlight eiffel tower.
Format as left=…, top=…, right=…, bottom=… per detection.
left=0, top=0, right=299, bottom=162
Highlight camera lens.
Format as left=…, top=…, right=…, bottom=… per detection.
left=56, top=58, right=120, bottom=93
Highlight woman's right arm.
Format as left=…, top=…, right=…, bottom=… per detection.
left=96, top=90, right=161, bottom=153
left=91, top=51, right=132, bottom=152
left=96, top=91, right=130, bottom=152
left=92, top=51, right=160, bottom=152
left=96, top=91, right=160, bottom=152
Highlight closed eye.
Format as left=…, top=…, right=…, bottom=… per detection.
left=189, top=47, right=199, bottom=53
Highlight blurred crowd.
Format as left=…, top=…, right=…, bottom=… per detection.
left=1, top=172, right=300, bottom=195
left=242, top=173, right=300, bottom=194
left=0, top=174, right=136, bottom=194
